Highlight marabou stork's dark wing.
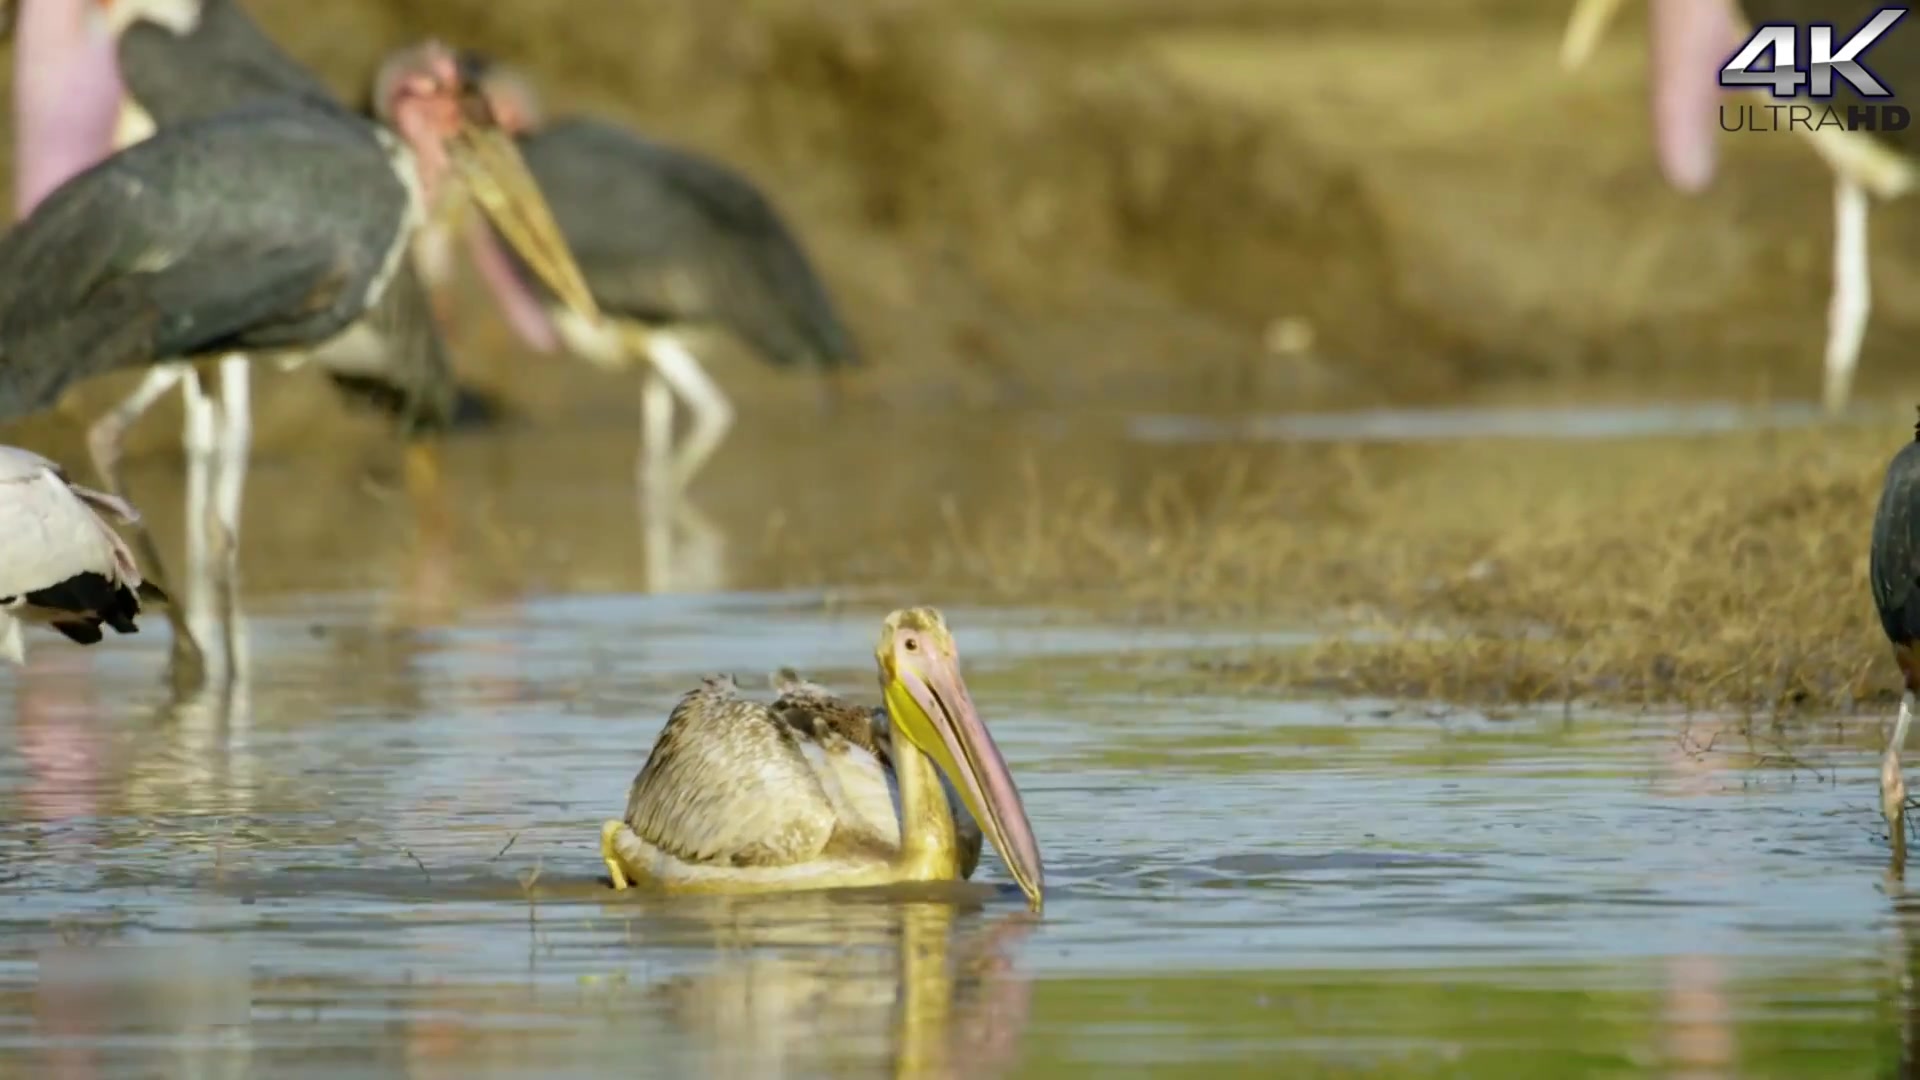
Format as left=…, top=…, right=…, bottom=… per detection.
left=515, top=118, right=858, bottom=369
left=0, top=102, right=410, bottom=422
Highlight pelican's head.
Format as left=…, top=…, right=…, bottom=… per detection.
left=373, top=40, right=598, bottom=324
left=876, top=607, right=1045, bottom=911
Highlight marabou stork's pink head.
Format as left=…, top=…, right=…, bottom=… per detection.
left=371, top=40, right=599, bottom=325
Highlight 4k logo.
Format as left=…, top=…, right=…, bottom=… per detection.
left=1720, top=8, right=1905, bottom=98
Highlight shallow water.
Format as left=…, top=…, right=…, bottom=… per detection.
left=0, top=576, right=1915, bottom=1076
left=1129, top=399, right=1891, bottom=445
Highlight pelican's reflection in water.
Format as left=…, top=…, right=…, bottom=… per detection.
left=628, top=895, right=1035, bottom=1079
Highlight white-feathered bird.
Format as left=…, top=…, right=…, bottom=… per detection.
left=0, top=445, right=161, bottom=664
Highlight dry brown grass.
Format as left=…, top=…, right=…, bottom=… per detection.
left=915, top=423, right=1902, bottom=714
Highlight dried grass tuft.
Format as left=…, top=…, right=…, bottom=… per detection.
left=917, top=425, right=1898, bottom=714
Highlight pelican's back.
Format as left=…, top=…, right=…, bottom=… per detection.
left=626, top=675, right=894, bottom=868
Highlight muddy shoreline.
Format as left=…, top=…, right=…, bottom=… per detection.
left=0, top=1, right=1910, bottom=715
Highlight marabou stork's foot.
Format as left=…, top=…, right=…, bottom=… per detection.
left=1885, top=744, right=1909, bottom=877
left=1885, top=692, right=1916, bottom=861
left=167, top=636, right=211, bottom=699
left=601, top=819, right=634, bottom=891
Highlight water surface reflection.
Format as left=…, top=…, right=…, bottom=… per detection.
left=0, top=434, right=1913, bottom=1071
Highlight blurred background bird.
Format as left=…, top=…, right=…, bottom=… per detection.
left=0, top=444, right=159, bottom=665
left=1561, top=0, right=1920, bottom=414
left=395, top=49, right=858, bottom=498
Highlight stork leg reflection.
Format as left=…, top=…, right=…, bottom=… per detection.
left=638, top=474, right=728, bottom=595
left=1825, top=176, right=1872, bottom=415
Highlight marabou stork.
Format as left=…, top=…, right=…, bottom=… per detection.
left=4, top=3, right=597, bottom=689
left=1872, top=409, right=1920, bottom=857
left=397, top=50, right=857, bottom=494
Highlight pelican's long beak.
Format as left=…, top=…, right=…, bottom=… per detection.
left=882, top=609, right=1045, bottom=911
left=446, top=102, right=600, bottom=324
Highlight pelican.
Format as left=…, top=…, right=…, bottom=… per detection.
left=0, top=445, right=160, bottom=663
left=601, top=608, right=1045, bottom=911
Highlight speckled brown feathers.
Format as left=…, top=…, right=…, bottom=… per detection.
left=624, top=674, right=894, bottom=869
left=767, top=667, right=890, bottom=766
left=769, top=667, right=984, bottom=877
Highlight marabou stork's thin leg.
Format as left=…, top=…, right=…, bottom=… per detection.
left=645, top=333, right=735, bottom=491
left=212, top=353, right=251, bottom=679
left=1887, top=690, right=1915, bottom=861
left=1824, top=175, right=1872, bottom=415
left=180, top=368, right=219, bottom=673
left=85, top=361, right=208, bottom=693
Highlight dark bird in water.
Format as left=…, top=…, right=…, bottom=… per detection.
left=394, top=49, right=859, bottom=494
left=1561, top=0, right=1919, bottom=413
left=601, top=609, right=1044, bottom=911
left=5, top=2, right=598, bottom=689
left=0, top=445, right=163, bottom=664
left=1871, top=407, right=1920, bottom=852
